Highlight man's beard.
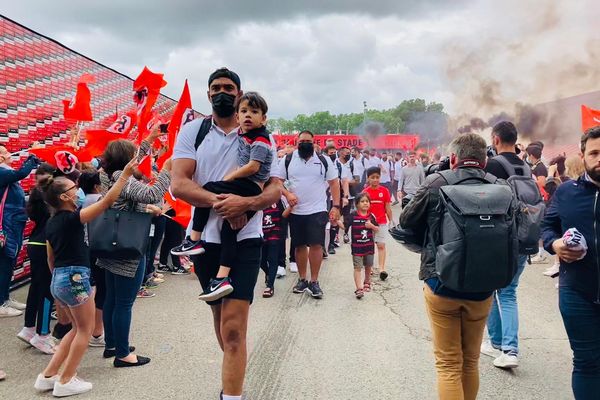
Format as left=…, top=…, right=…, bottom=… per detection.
left=585, top=160, right=600, bottom=182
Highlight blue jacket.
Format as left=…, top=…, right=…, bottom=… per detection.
left=541, top=176, right=600, bottom=303
left=0, top=157, right=38, bottom=259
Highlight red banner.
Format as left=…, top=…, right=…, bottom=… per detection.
left=273, top=134, right=420, bottom=150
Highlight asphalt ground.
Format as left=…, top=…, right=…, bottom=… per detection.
left=0, top=204, right=574, bottom=399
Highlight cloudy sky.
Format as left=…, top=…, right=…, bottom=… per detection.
left=3, top=1, right=599, bottom=120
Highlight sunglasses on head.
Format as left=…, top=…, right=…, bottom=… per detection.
left=61, top=184, right=77, bottom=194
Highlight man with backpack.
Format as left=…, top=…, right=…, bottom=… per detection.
left=481, top=121, right=545, bottom=369
left=273, top=131, right=341, bottom=299
left=400, top=133, right=519, bottom=400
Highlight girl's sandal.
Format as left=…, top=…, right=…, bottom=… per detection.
left=363, top=282, right=372, bottom=292
left=262, top=287, right=274, bottom=298
left=354, top=289, right=364, bottom=299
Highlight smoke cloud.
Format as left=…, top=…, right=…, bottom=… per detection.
left=443, top=0, right=600, bottom=144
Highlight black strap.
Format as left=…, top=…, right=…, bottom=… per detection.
left=335, top=160, right=342, bottom=178
left=194, top=116, right=213, bottom=150
left=492, top=154, right=531, bottom=177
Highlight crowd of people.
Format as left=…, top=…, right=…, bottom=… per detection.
left=0, top=66, right=597, bottom=400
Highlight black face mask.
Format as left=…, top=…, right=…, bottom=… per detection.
left=343, top=154, right=351, bottom=162
left=329, top=154, right=336, bottom=162
left=298, top=143, right=314, bottom=159
left=211, top=92, right=236, bottom=118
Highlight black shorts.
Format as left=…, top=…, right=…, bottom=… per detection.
left=191, top=238, right=262, bottom=306
left=289, top=212, right=328, bottom=247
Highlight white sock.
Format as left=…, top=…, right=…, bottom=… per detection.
left=538, top=247, right=545, bottom=256
left=222, top=395, right=242, bottom=400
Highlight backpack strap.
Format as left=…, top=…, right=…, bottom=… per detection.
left=438, top=169, right=497, bottom=186
left=317, top=154, right=329, bottom=178
left=0, top=187, right=8, bottom=230
left=285, top=152, right=329, bottom=181
left=349, top=159, right=354, bottom=175
left=492, top=154, right=531, bottom=177
left=194, top=116, right=213, bottom=151
left=335, top=160, right=342, bottom=178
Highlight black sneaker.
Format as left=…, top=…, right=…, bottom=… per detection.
left=171, top=265, right=190, bottom=275
left=198, top=277, right=234, bottom=302
left=293, top=279, right=309, bottom=294
left=157, top=264, right=171, bottom=273
left=307, top=281, right=323, bottom=299
left=171, top=237, right=205, bottom=256
left=333, top=240, right=340, bottom=248
left=343, top=234, right=350, bottom=244
left=328, top=245, right=336, bottom=255
left=322, top=249, right=329, bottom=259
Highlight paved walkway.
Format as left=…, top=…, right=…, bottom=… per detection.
left=0, top=207, right=573, bottom=399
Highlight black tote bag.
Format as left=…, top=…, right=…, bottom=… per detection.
left=88, top=208, right=153, bottom=259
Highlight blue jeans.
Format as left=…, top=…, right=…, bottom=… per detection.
left=145, top=216, right=166, bottom=282
left=559, top=285, right=600, bottom=400
left=486, top=255, right=527, bottom=354
left=50, top=267, right=92, bottom=307
left=103, top=257, right=145, bottom=358
left=0, top=252, right=16, bottom=304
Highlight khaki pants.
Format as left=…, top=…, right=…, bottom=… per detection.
left=424, top=285, right=492, bottom=400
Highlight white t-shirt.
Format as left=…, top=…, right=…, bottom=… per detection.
left=394, top=160, right=403, bottom=181
left=350, top=156, right=365, bottom=180
left=273, top=150, right=338, bottom=215
left=380, top=158, right=393, bottom=183
left=172, top=118, right=278, bottom=243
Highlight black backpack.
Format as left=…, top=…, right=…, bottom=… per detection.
left=435, top=170, right=518, bottom=293
left=284, top=152, right=329, bottom=180
left=492, top=156, right=546, bottom=255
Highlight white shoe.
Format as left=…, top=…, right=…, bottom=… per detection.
left=289, top=262, right=298, bottom=273
left=5, top=298, right=26, bottom=310
left=493, top=352, right=519, bottom=369
left=480, top=340, right=502, bottom=358
left=30, top=334, right=57, bottom=355
left=276, top=266, right=286, bottom=278
left=88, top=334, right=105, bottom=347
left=17, top=326, right=36, bottom=344
left=34, top=373, right=58, bottom=391
left=530, top=253, right=548, bottom=264
left=52, top=376, right=93, bottom=397
left=0, top=303, right=22, bottom=318
left=543, top=263, right=560, bottom=277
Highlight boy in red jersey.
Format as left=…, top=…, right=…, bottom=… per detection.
left=362, top=167, right=393, bottom=281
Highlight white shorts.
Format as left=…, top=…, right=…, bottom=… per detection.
left=375, top=225, right=388, bottom=243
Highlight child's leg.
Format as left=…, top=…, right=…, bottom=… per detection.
left=377, top=242, right=386, bottom=271
left=352, top=256, right=363, bottom=290
left=266, top=241, right=279, bottom=289
left=190, top=207, right=210, bottom=241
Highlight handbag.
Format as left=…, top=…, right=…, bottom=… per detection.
left=0, top=188, right=9, bottom=248
left=88, top=208, right=153, bottom=259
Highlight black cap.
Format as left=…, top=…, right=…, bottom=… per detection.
left=208, top=68, right=241, bottom=90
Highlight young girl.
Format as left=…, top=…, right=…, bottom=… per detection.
left=34, top=157, right=137, bottom=397
left=260, top=197, right=292, bottom=298
left=348, top=193, right=379, bottom=299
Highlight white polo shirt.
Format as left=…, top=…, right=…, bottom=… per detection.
left=350, top=156, right=365, bottom=179
left=364, top=156, right=382, bottom=170
left=273, top=150, right=338, bottom=215
left=380, top=158, right=393, bottom=183
left=172, top=118, right=278, bottom=243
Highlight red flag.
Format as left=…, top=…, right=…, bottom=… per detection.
left=164, top=190, right=192, bottom=228
left=582, top=105, right=600, bottom=132
left=138, top=155, right=152, bottom=179
left=157, top=80, right=194, bottom=169
left=133, top=67, right=167, bottom=142
left=63, top=82, right=93, bottom=122
left=106, top=111, right=137, bottom=136
left=29, top=145, right=91, bottom=166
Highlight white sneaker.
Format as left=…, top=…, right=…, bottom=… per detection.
left=17, top=326, right=36, bottom=344
left=530, top=253, right=548, bottom=264
left=88, top=334, right=105, bottom=347
left=276, top=266, right=286, bottom=278
left=289, top=262, right=298, bottom=273
left=52, top=376, right=93, bottom=397
left=30, top=334, right=56, bottom=355
left=6, top=298, right=26, bottom=310
left=0, top=303, right=22, bottom=318
left=480, top=340, right=502, bottom=358
left=543, top=263, right=560, bottom=277
left=493, top=352, right=519, bottom=369
left=34, top=373, right=58, bottom=391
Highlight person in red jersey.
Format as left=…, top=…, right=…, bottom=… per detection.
left=362, top=167, right=393, bottom=281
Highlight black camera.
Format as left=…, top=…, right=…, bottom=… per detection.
left=424, top=156, right=450, bottom=176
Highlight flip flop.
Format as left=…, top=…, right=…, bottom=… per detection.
left=262, top=288, right=274, bottom=298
